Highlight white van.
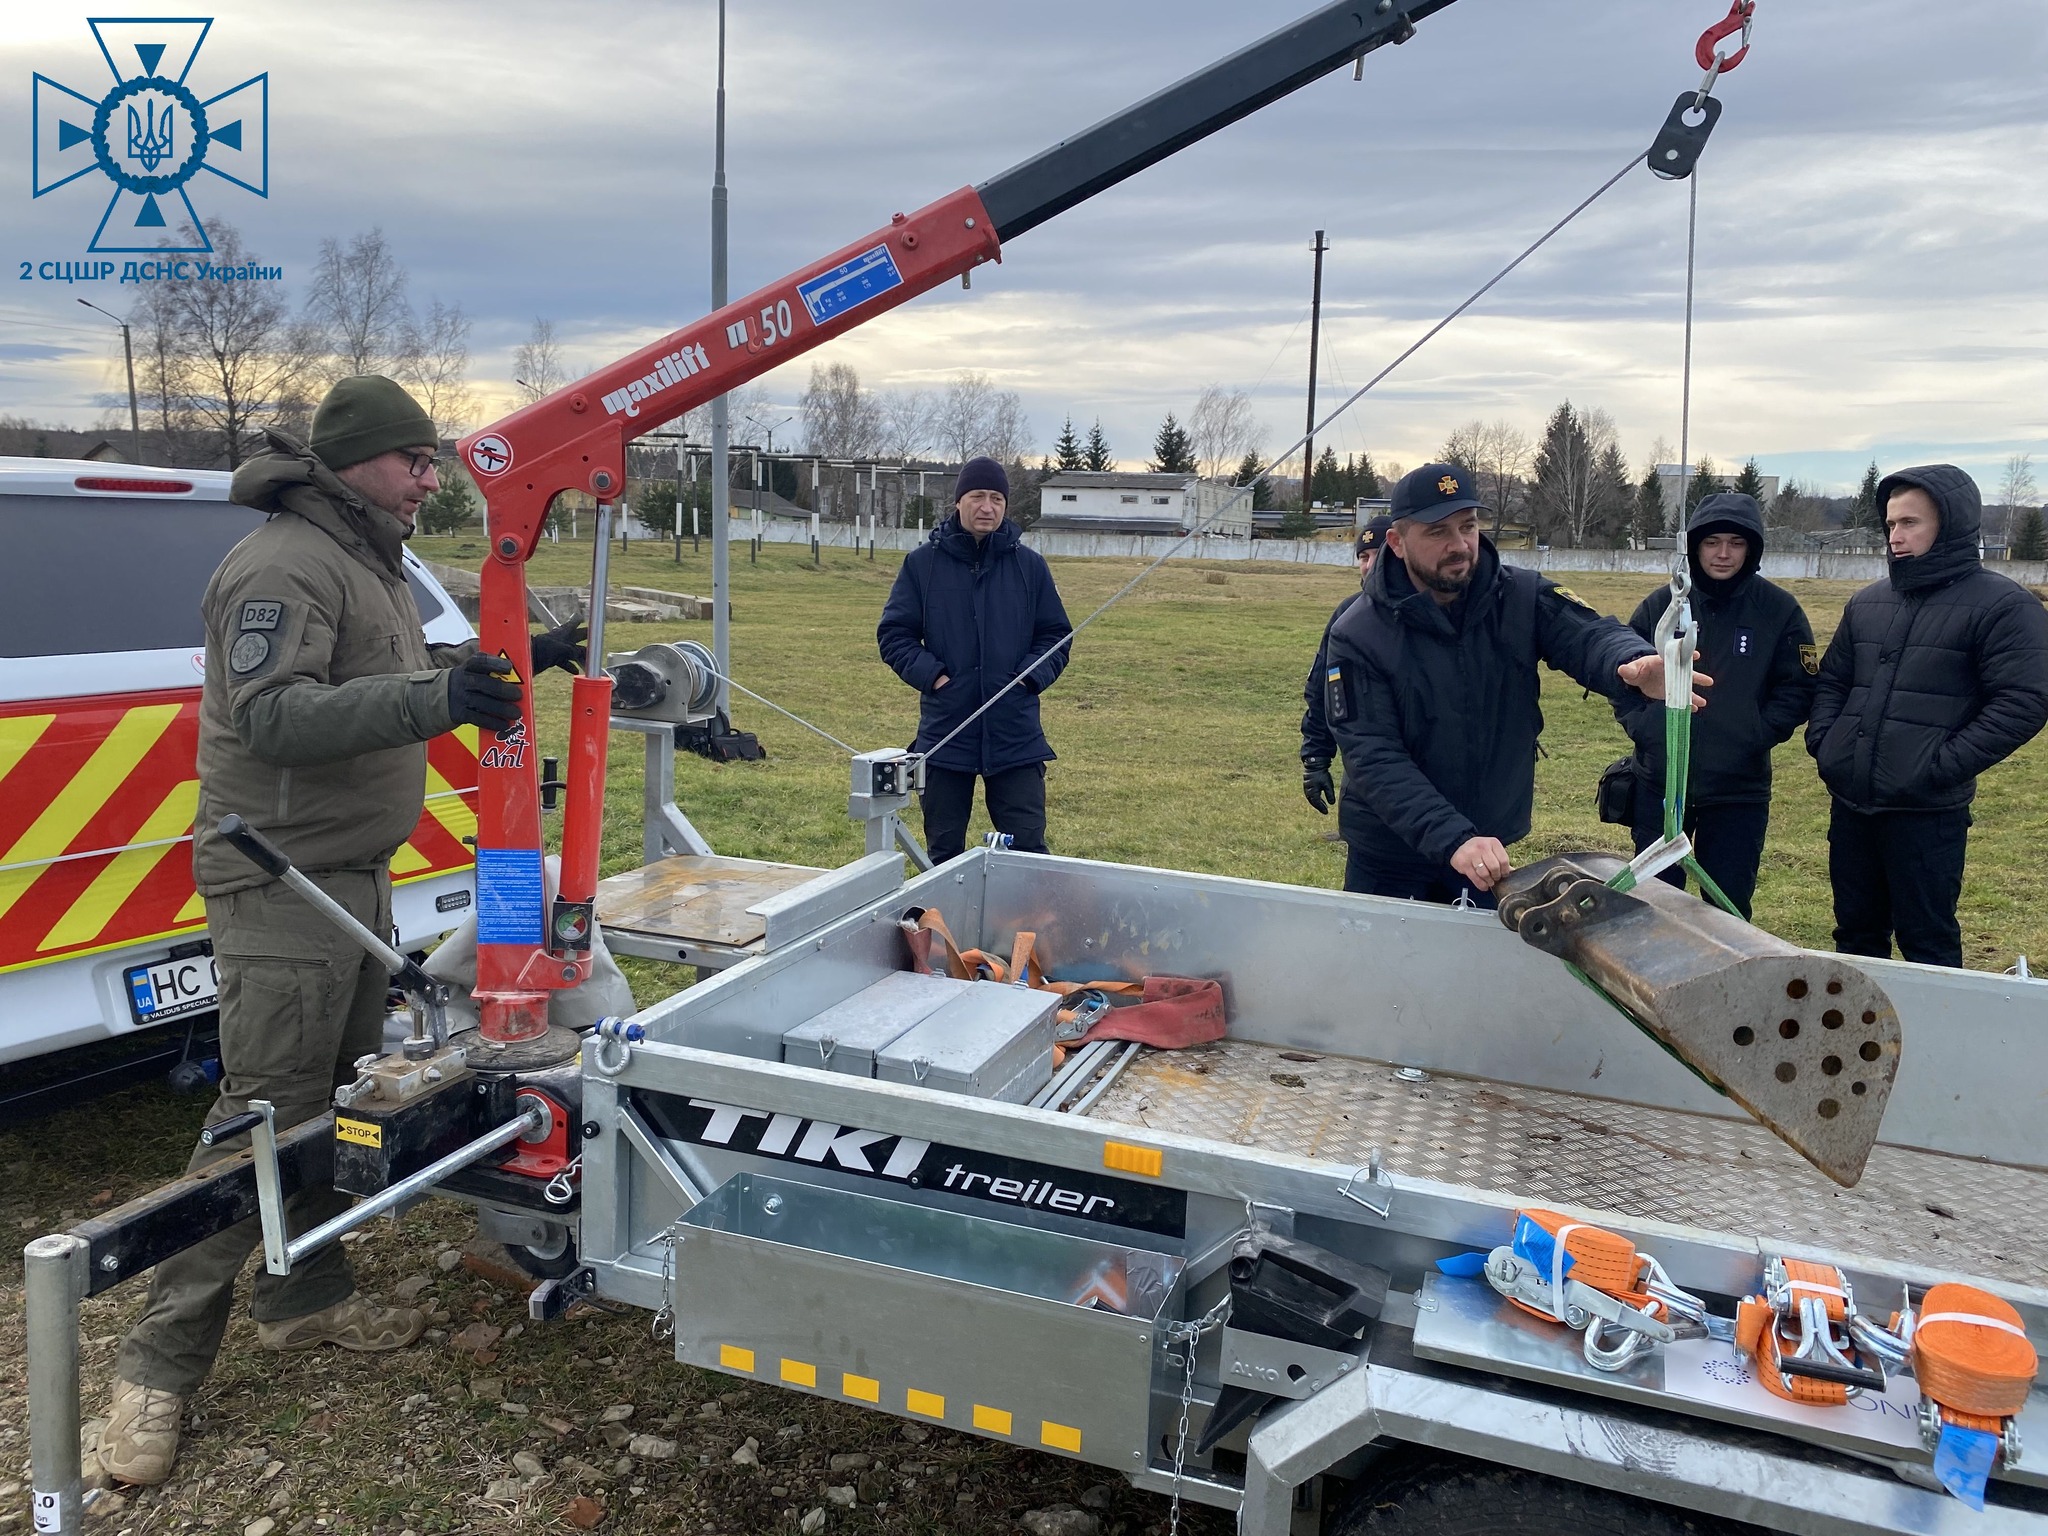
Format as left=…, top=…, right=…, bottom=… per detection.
left=0, top=458, right=478, bottom=1101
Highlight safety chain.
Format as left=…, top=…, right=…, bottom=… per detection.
left=543, top=1154, right=584, bottom=1207
left=650, top=1220, right=686, bottom=1342
left=1163, top=1293, right=1233, bottom=1536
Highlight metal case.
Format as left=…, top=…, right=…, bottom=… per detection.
left=780, top=971, right=972, bottom=1076
left=874, top=980, right=1058, bottom=1102
left=671, top=1172, right=1180, bottom=1468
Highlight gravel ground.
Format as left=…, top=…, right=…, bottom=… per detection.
left=2, top=1082, right=1232, bottom=1536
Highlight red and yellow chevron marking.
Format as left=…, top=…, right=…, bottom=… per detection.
left=0, top=693, right=479, bottom=976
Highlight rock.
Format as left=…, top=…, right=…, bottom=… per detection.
left=626, top=1434, right=678, bottom=1461
left=392, top=1274, right=433, bottom=1302
left=266, top=1486, right=290, bottom=1512
left=0, top=1480, right=20, bottom=1499
left=80, top=1489, right=127, bottom=1522
left=612, top=1458, right=635, bottom=1478
left=1080, top=1483, right=1114, bottom=1509
left=499, top=1402, right=530, bottom=1417
left=484, top=1476, right=526, bottom=1502
left=828, top=1453, right=869, bottom=1473
left=260, top=1459, right=285, bottom=1481
left=564, top=1494, right=606, bottom=1529
left=799, top=1510, right=826, bottom=1534
left=825, top=1485, right=858, bottom=1509
left=470, top=1377, right=505, bottom=1402
left=542, top=1416, right=575, bottom=1437
left=449, top=1322, right=503, bottom=1355
left=1021, top=1507, right=1101, bottom=1536
left=242, top=1519, right=277, bottom=1536
left=599, top=1403, right=635, bottom=1424
left=512, top=1451, right=546, bottom=1480
left=731, top=1438, right=760, bottom=1467
left=857, top=1468, right=890, bottom=1504
left=770, top=1486, right=790, bottom=1498
left=599, top=1423, right=632, bottom=1450
left=696, top=1400, right=722, bottom=1418
left=775, top=1424, right=803, bottom=1440
left=436, top=1248, right=463, bottom=1271
left=956, top=1491, right=977, bottom=1508
left=899, top=1423, right=929, bottom=1443
left=401, top=1393, right=430, bottom=1413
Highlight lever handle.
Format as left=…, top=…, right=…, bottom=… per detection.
left=218, top=814, right=293, bottom=879
left=199, top=1110, right=265, bottom=1147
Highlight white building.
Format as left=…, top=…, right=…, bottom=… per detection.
left=1654, top=464, right=1778, bottom=523
left=1035, top=471, right=1253, bottom=537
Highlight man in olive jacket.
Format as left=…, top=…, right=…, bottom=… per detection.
left=1807, top=464, right=2048, bottom=967
left=101, top=378, right=583, bottom=1485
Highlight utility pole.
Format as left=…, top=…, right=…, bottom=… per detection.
left=708, top=0, right=732, bottom=715
left=78, top=298, right=142, bottom=464
left=1302, top=230, right=1328, bottom=513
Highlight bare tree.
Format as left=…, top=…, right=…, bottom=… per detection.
left=1773, top=477, right=1825, bottom=534
left=983, top=389, right=1033, bottom=469
left=930, top=371, right=996, bottom=464
left=1529, top=402, right=1622, bottom=548
left=399, top=297, right=473, bottom=437
left=799, top=361, right=884, bottom=458
left=1188, top=385, right=1260, bottom=482
left=1438, top=419, right=1530, bottom=535
left=304, top=228, right=410, bottom=382
left=878, top=388, right=932, bottom=461
left=138, top=220, right=316, bottom=467
left=513, top=319, right=566, bottom=403
left=1439, top=421, right=1484, bottom=472
left=1998, top=454, right=2037, bottom=544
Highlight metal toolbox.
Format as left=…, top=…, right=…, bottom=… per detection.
left=780, top=971, right=972, bottom=1076
left=874, top=980, right=1058, bottom=1103
left=671, top=1172, right=1181, bottom=1467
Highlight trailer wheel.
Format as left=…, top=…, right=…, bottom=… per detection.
left=1331, top=1453, right=1757, bottom=1536
left=503, top=1228, right=578, bottom=1280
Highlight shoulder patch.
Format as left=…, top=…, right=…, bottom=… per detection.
left=1551, top=585, right=1594, bottom=611
left=238, top=599, right=285, bottom=631
left=1800, top=643, right=1820, bottom=675
left=228, top=632, right=272, bottom=675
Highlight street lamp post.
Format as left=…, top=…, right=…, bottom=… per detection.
left=77, top=298, right=142, bottom=465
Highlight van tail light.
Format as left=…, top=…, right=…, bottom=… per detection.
left=74, top=476, right=194, bottom=493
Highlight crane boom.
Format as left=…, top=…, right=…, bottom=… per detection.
left=453, top=0, right=1459, bottom=1049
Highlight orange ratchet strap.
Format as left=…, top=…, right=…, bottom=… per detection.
left=1735, top=1257, right=1884, bottom=1406
left=1911, top=1283, right=2038, bottom=1430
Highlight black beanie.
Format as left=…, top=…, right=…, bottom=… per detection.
left=310, top=375, right=438, bottom=471
left=954, top=455, right=1009, bottom=505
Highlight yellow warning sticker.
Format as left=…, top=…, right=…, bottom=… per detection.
left=335, top=1118, right=382, bottom=1148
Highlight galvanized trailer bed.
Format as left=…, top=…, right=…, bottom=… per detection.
left=578, top=849, right=2048, bottom=1536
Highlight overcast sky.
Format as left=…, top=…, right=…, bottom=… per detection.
left=5, top=1, right=2046, bottom=494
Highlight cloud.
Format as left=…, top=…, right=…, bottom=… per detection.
left=3, top=0, right=2044, bottom=491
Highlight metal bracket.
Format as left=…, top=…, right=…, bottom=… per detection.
left=747, top=849, right=904, bottom=951
left=1220, top=1324, right=1363, bottom=1401
left=1337, top=1148, right=1394, bottom=1218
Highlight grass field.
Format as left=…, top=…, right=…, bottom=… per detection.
left=4, top=532, right=2043, bottom=1536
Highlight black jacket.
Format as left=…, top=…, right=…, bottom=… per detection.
left=1615, top=494, right=1817, bottom=806
left=877, top=515, right=1072, bottom=775
left=1300, top=589, right=1363, bottom=763
left=1325, top=537, right=1654, bottom=866
left=1806, top=465, right=2048, bottom=812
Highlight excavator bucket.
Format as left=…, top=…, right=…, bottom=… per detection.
left=1496, top=854, right=1901, bottom=1187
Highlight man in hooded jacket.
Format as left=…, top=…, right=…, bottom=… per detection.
left=99, top=377, right=585, bottom=1486
left=1613, top=492, right=1817, bottom=918
left=1806, top=464, right=2048, bottom=966
left=1323, top=464, right=1696, bottom=904
left=878, top=456, right=1072, bottom=861
left=1301, top=515, right=1392, bottom=820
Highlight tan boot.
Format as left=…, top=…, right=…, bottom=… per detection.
left=99, top=1379, right=184, bottom=1486
left=256, top=1291, right=427, bottom=1354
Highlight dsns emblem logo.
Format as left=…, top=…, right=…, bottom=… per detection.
left=31, top=20, right=269, bottom=253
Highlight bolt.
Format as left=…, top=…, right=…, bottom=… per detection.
left=498, top=537, right=519, bottom=557
left=965, top=217, right=977, bottom=229
left=763, top=1195, right=785, bottom=1215
left=1376, top=0, right=1392, bottom=11
left=581, top=1120, right=602, bottom=1139
left=99, top=1253, right=120, bottom=1272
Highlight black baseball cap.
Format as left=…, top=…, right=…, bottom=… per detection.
left=1390, top=462, right=1488, bottom=525
left=1356, top=515, right=1395, bottom=557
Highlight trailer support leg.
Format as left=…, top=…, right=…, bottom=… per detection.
left=1239, top=1360, right=1379, bottom=1536
left=25, top=1233, right=91, bottom=1536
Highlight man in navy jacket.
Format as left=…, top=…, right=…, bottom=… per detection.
left=878, top=456, right=1073, bottom=861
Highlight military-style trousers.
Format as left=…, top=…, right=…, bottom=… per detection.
left=115, top=869, right=391, bottom=1395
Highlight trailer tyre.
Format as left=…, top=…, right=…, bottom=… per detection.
left=1331, top=1454, right=1758, bottom=1536
left=503, top=1230, right=578, bottom=1280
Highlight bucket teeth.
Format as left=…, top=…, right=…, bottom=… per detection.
left=1498, top=854, right=1901, bottom=1187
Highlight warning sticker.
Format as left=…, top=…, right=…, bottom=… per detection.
left=796, top=244, right=904, bottom=326
left=335, top=1117, right=383, bottom=1148
left=474, top=847, right=545, bottom=946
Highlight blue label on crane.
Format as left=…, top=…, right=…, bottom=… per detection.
left=797, top=243, right=904, bottom=326
left=474, top=847, right=544, bottom=946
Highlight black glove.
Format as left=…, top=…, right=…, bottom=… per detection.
left=529, top=617, right=588, bottom=676
left=1303, top=758, right=1336, bottom=815
left=448, top=653, right=523, bottom=732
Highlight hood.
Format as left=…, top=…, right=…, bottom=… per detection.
left=230, top=428, right=410, bottom=580
left=1686, top=491, right=1765, bottom=591
left=1877, top=463, right=1981, bottom=594
left=931, top=511, right=1021, bottom=565
left=1367, top=531, right=1501, bottom=634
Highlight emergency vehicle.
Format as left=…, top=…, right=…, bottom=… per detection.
left=0, top=457, right=479, bottom=1110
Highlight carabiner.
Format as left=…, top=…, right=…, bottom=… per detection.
left=1694, top=1, right=1755, bottom=75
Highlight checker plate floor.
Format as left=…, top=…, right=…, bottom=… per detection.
left=1086, top=1039, right=2048, bottom=1288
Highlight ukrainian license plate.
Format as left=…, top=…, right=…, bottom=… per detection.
left=124, top=951, right=220, bottom=1025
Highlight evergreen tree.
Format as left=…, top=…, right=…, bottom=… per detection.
left=1052, top=416, right=1086, bottom=472
left=1594, top=444, right=1634, bottom=548
left=1686, top=456, right=1725, bottom=512
left=631, top=479, right=679, bottom=539
left=1149, top=412, right=1195, bottom=475
left=1277, top=504, right=1317, bottom=539
left=1352, top=453, right=1382, bottom=500
left=418, top=474, right=477, bottom=535
left=2012, top=508, right=2047, bottom=562
left=1635, top=465, right=1667, bottom=547
left=1732, top=458, right=1768, bottom=504
left=1083, top=418, right=1113, bottom=472
left=1854, top=460, right=1883, bottom=533
left=1310, top=445, right=1343, bottom=506
left=1236, top=451, right=1274, bottom=511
